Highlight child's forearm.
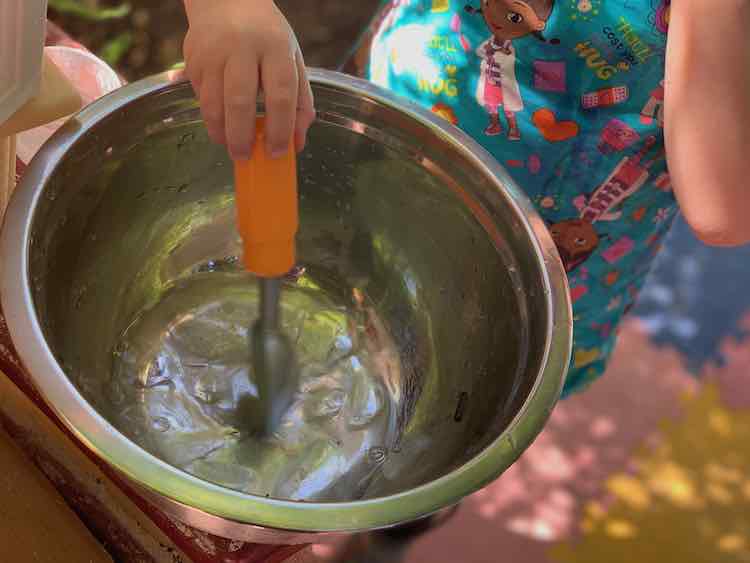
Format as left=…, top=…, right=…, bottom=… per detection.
left=182, top=0, right=195, bottom=18
left=665, top=0, right=750, bottom=246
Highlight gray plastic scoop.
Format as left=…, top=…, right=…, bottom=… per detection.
left=249, top=277, right=298, bottom=435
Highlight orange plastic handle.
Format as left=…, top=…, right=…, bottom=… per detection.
left=234, top=118, right=298, bottom=278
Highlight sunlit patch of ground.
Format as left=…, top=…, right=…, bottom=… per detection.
left=551, top=382, right=750, bottom=563
left=549, top=315, right=750, bottom=563
left=394, top=314, right=750, bottom=563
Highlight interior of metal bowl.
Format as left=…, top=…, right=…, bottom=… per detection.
left=7, top=71, right=570, bottom=531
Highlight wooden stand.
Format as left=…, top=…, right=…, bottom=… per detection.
left=0, top=136, right=15, bottom=220
left=0, top=410, right=112, bottom=563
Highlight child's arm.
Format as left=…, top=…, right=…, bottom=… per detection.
left=182, top=0, right=315, bottom=160
left=665, top=0, right=750, bottom=247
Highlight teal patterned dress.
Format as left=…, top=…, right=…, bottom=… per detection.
left=366, top=0, right=675, bottom=395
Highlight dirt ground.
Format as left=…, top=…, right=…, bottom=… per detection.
left=50, top=0, right=380, bottom=81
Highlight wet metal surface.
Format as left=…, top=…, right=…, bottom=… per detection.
left=2, top=72, right=570, bottom=538
left=248, top=277, right=300, bottom=437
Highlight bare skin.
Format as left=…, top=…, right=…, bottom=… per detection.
left=181, top=0, right=315, bottom=160
left=666, top=0, right=750, bottom=246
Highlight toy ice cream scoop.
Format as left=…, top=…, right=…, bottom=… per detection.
left=234, top=119, right=299, bottom=435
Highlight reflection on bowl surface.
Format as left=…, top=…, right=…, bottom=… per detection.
left=110, top=266, right=400, bottom=501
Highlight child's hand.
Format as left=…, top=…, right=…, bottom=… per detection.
left=182, top=0, right=315, bottom=160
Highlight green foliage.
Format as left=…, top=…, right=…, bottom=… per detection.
left=48, top=0, right=131, bottom=22
left=99, top=31, right=133, bottom=66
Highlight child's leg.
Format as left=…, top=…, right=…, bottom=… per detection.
left=505, top=110, right=521, bottom=141
left=482, top=81, right=505, bottom=136
left=485, top=107, right=503, bottom=135
left=379, top=505, right=460, bottom=540
left=331, top=506, right=460, bottom=562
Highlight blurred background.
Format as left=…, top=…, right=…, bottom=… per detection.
left=48, top=0, right=380, bottom=79
left=46, top=2, right=750, bottom=562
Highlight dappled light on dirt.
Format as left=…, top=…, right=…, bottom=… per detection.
left=551, top=382, right=750, bottom=563
left=398, top=317, right=750, bottom=563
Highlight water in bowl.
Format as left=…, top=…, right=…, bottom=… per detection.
left=108, top=268, right=400, bottom=501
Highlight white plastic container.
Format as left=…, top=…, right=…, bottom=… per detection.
left=16, top=46, right=122, bottom=163
left=0, top=0, right=120, bottom=215
left=0, top=0, right=48, bottom=124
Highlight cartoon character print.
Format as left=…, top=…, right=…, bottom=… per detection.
left=466, top=0, right=557, bottom=140
left=640, top=79, right=665, bottom=127
left=655, top=0, right=670, bottom=34
left=550, top=136, right=664, bottom=272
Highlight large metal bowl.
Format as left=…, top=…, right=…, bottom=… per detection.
left=0, top=70, right=571, bottom=542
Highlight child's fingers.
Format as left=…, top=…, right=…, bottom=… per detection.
left=187, top=71, right=202, bottom=104
left=183, top=45, right=200, bottom=93
left=260, top=50, right=298, bottom=158
left=224, top=55, right=259, bottom=160
left=294, top=48, right=315, bottom=153
left=183, top=54, right=203, bottom=101
left=200, top=68, right=227, bottom=147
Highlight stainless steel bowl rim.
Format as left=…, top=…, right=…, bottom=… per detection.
left=0, top=69, right=572, bottom=533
